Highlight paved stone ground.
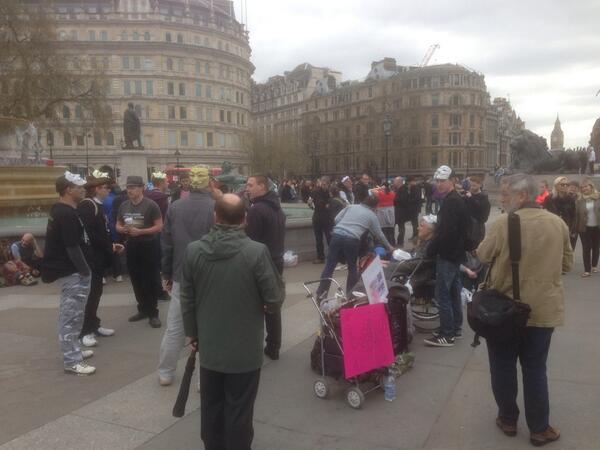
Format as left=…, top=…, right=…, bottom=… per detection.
left=1, top=222, right=599, bottom=449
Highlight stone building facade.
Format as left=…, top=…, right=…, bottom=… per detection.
left=40, top=0, right=253, bottom=174
left=251, top=63, right=342, bottom=143
left=301, top=60, right=503, bottom=178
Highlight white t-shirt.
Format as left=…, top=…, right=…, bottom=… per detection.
left=586, top=200, right=598, bottom=227
left=588, top=147, right=596, bottom=162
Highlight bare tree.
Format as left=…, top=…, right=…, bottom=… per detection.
left=245, top=131, right=308, bottom=179
left=0, top=0, right=111, bottom=133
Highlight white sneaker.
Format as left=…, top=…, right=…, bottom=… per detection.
left=113, top=275, right=123, bottom=283
left=159, top=376, right=173, bottom=387
left=96, top=327, right=115, bottom=337
left=334, top=264, right=347, bottom=271
left=81, top=334, right=98, bottom=347
left=64, top=362, right=96, bottom=375
left=102, top=277, right=107, bottom=285
left=82, top=350, right=94, bottom=359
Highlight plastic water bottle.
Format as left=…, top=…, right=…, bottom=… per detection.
left=383, top=373, right=396, bottom=402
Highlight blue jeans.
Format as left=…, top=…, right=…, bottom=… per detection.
left=435, top=257, right=463, bottom=338
left=316, top=234, right=360, bottom=297
left=486, top=327, right=554, bottom=433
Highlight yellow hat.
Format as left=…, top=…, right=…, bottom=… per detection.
left=189, top=166, right=209, bottom=189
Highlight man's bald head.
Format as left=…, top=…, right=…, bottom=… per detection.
left=21, top=233, right=34, bottom=245
left=214, top=193, right=246, bottom=225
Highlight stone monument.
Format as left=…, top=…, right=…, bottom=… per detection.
left=119, top=103, right=148, bottom=185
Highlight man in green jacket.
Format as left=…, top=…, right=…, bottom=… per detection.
left=181, top=194, right=284, bottom=450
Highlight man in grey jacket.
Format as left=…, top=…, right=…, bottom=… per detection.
left=158, top=166, right=215, bottom=386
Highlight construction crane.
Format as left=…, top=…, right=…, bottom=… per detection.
left=420, top=44, right=440, bottom=67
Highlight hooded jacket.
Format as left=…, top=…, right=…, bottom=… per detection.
left=245, top=191, right=286, bottom=268
left=144, top=188, right=169, bottom=219
left=180, top=225, right=285, bottom=373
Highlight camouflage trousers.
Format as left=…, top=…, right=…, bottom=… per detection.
left=58, top=273, right=91, bottom=367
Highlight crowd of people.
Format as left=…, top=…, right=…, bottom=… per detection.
left=3, top=160, right=594, bottom=448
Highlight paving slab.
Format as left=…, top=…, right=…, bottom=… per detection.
left=0, top=414, right=153, bottom=450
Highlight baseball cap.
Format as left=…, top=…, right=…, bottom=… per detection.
left=433, top=165, right=454, bottom=180
left=125, top=175, right=144, bottom=186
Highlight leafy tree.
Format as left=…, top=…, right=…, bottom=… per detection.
left=245, top=131, right=309, bottom=179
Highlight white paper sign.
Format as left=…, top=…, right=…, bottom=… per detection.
left=361, top=255, right=389, bottom=304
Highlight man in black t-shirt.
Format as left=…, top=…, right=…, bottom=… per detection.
left=41, top=172, right=96, bottom=376
left=117, top=176, right=163, bottom=328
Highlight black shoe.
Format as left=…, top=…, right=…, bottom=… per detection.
left=149, top=317, right=162, bottom=328
left=158, top=291, right=170, bottom=302
left=264, top=346, right=280, bottom=360
left=424, top=335, right=455, bottom=347
left=128, top=312, right=148, bottom=322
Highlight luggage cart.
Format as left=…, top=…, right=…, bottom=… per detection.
left=303, top=278, right=383, bottom=409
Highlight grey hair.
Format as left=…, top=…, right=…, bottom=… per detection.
left=501, top=173, right=538, bottom=199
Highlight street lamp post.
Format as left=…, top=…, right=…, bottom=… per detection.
left=85, top=132, right=91, bottom=175
left=383, top=114, right=392, bottom=182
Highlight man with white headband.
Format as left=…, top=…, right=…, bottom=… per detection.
left=41, top=172, right=96, bottom=375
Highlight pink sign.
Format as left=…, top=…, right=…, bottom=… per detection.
left=340, top=303, right=394, bottom=379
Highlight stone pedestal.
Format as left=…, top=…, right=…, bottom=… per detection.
left=118, top=150, right=148, bottom=185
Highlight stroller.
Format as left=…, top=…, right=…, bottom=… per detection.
left=305, top=274, right=412, bottom=409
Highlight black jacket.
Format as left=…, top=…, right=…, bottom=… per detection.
left=354, top=182, right=370, bottom=204
left=77, top=198, right=113, bottom=272
left=465, top=191, right=491, bottom=246
left=543, top=193, right=576, bottom=232
left=394, top=185, right=421, bottom=220
left=427, top=190, right=471, bottom=262
left=310, top=187, right=331, bottom=218
left=246, top=191, right=286, bottom=266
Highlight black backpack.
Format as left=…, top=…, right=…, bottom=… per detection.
left=467, top=212, right=531, bottom=347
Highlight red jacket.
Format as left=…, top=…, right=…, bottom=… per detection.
left=375, top=189, right=395, bottom=208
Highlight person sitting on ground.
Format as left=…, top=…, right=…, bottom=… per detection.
left=1, top=260, right=37, bottom=286
left=11, top=233, right=43, bottom=277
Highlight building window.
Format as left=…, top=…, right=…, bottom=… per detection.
left=431, top=93, right=439, bottom=106
left=122, top=56, right=130, bottom=69
left=205, top=85, right=212, bottom=98
left=168, top=105, right=175, bottom=119
left=62, top=105, right=71, bottom=119
left=100, top=31, right=108, bottom=41
left=106, top=132, right=114, bottom=146
left=124, top=81, right=131, bottom=95
left=167, top=82, right=174, bottom=95
left=133, top=31, right=140, bottom=41
left=146, top=80, right=153, bottom=96
left=226, top=111, right=231, bottom=123
left=180, top=106, right=187, bottom=119
left=166, top=58, right=173, bottom=71
left=179, top=83, right=186, bottom=96
left=217, top=133, right=225, bottom=147
left=177, top=59, right=184, bottom=72
left=431, top=151, right=438, bottom=167
left=449, top=132, right=461, bottom=146
left=75, top=105, right=83, bottom=119
left=431, top=113, right=439, bottom=128
left=88, top=30, right=96, bottom=41
left=177, top=33, right=183, bottom=44
left=368, top=86, right=373, bottom=98
left=76, top=135, right=84, bottom=146
left=133, top=57, right=141, bottom=70
left=180, top=130, right=188, bottom=146
left=450, top=113, right=462, bottom=128
left=63, top=131, right=72, bottom=146
left=431, top=132, right=439, bottom=146
left=205, top=62, right=210, bottom=75
left=469, top=113, right=475, bottom=128
left=195, top=132, right=204, bottom=147
left=93, top=131, right=102, bottom=146
left=166, top=32, right=172, bottom=42
left=195, top=62, right=201, bottom=74
left=469, top=131, right=475, bottom=145
left=195, top=83, right=201, bottom=97
left=450, top=95, right=461, bottom=106
left=144, top=32, right=150, bottom=41
left=219, top=110, right=225, bottom=122
left=206, top=132, right=213, bottom=147
left=168, top=130, right=176, bottom=146
left=195, top=107, right=203, bottom=120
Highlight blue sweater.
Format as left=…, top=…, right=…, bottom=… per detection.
left=332, top=204, right=391, bottom=248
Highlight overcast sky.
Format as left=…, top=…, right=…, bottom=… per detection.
left=236, top=0, right=600, bottom=148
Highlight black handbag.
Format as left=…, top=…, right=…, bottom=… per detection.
left=467, top=212, right=531, bottom=347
